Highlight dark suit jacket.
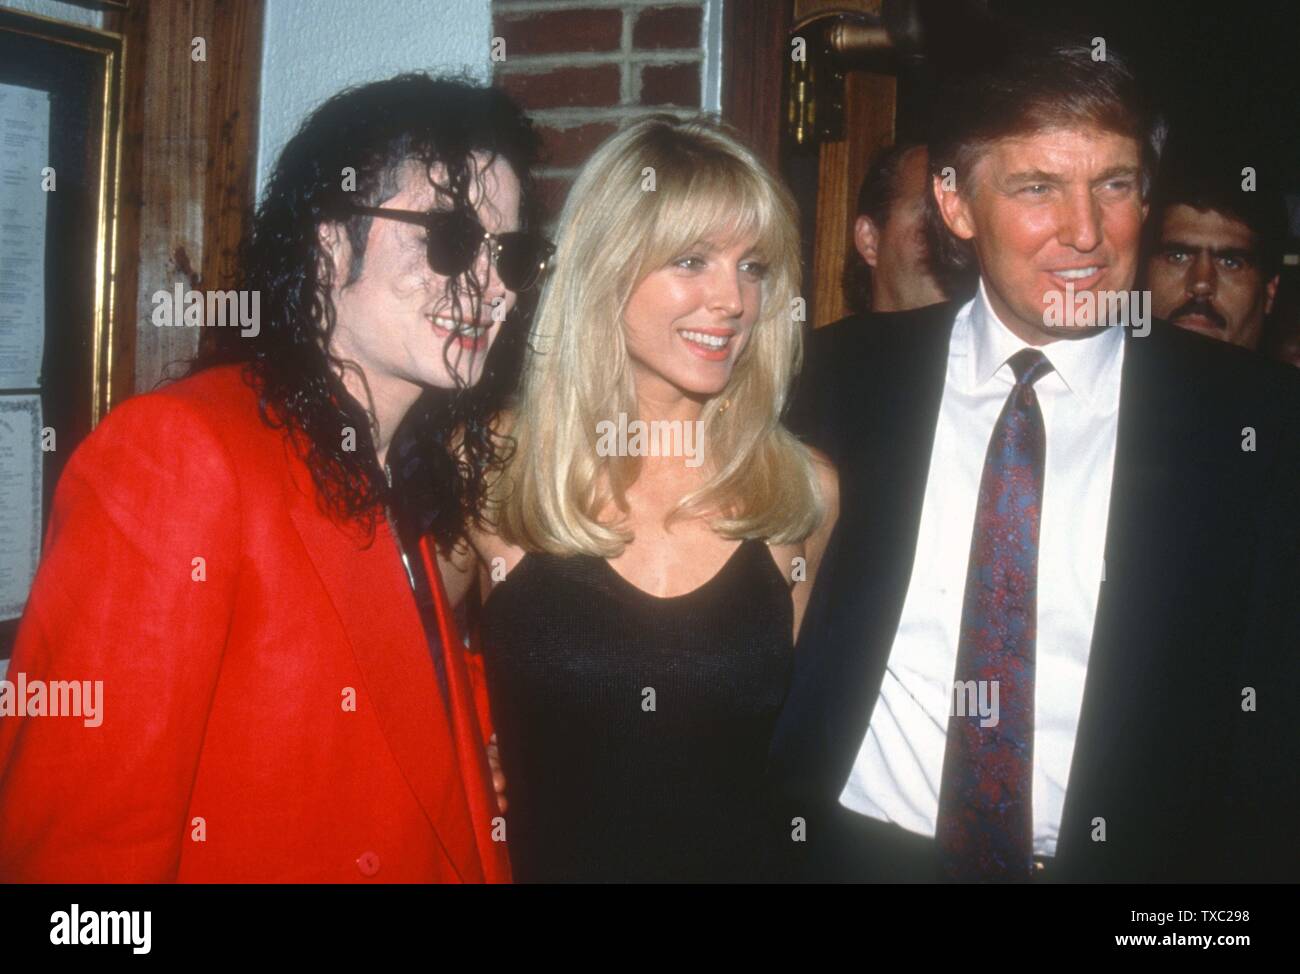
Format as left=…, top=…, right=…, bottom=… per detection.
left=771, top=304, right=1300, bottom=882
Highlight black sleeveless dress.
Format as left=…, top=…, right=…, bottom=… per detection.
left=479, top=538, right=794, bottom=883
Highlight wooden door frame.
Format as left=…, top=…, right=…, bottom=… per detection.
left=720, top=0, right=793, bottom=171
left=105, top=0, right=263, bottom=403
left=721, top=1, right=901, bottom=327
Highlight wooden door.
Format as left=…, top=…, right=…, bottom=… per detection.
left=724, top=0, right=919, bottom=328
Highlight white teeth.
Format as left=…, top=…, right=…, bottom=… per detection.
left=1054, top=267, right=1101, bottom=280
left=680, top=330, right=730, bottom=349
left=431, top=316, right=489, bottom=337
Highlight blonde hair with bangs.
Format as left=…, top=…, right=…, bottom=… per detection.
left=491, top=114, right=821, bottom=556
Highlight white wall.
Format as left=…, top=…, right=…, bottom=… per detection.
left=0, top=0, right=101, bottom=28
left=257, top=0, right=492, bottom=195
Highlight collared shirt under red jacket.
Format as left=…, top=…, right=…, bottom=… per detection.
left=0, top=365, right=511, bottom=883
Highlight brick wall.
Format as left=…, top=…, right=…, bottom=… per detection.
left=493, top=0, right=712, bottom=221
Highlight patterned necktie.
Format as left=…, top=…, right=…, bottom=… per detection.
left=936, top=347, right=1054, bottom=881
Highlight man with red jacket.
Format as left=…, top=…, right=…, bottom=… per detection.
left=0, top=74, right=550, bottom=882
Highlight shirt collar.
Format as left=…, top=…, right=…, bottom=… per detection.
left=967, top=278, right=1123, bottom=414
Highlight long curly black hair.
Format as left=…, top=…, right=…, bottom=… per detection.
left=192, top=73, right=540, bottom=552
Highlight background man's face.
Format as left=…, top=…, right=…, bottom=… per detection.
left=1146, top=204, right=1278, bottom=349
left=936, top=125, right=1147, bottom=344
left=856, top=146, right=945, bottom=311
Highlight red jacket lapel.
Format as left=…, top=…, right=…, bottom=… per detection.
left=419, top=537, right=512, bottom=883
left=283, top=457, right=487, bottom=882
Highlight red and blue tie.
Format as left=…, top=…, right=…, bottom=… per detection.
left=936, top=347, right=1053, bottom=881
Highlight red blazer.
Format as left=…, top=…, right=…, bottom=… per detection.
left=0, top=366, right=510, bottom=883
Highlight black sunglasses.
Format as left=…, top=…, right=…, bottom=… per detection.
left=343, top=204, right=555, bottom=292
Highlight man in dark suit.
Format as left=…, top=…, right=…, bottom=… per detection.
left=771, top=36, right=1300, bottom=883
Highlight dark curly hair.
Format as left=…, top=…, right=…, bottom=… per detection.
left=191, top=72, right=540, bottom=552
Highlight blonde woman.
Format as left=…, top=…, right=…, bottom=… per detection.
left=465, top=115, right=837, bottom=882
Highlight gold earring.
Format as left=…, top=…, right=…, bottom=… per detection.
left=717, top=398, right=731, bottom=414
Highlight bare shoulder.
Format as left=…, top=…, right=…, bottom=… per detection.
left=802, top=445, right=838, bottom=579
left=436, top=535, right=479, bottom=611
left=468, top=520, right=511, bottom=563
left=438, top=523, right=526, bottom=609
left=784, top=446, right=839, bottom=642
left=441, top=534, right=478, bottom=574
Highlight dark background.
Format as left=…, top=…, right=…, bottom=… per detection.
left=925, top=0, right=1300, bottom=213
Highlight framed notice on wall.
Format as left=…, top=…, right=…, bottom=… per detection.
left=0, top=9, right=124, bottom=659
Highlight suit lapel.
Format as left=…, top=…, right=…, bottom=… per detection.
left=284, top=454, right=485, bottom=882
left=1056, top=327, right=1184, bottom=865
left=818, top=312, right=956, bottom=778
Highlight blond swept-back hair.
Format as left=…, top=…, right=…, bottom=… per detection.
left=491, top=114, right=821, bottom=556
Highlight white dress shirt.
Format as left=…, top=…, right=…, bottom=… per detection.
left=838, top=282, right=1125, bottom=857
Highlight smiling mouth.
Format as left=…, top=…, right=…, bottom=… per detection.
left=678, top=329, right=733, bottom=351
left=1047, top=265, right=1106, bottom=286
left=429, top=314, right=493, bottom=339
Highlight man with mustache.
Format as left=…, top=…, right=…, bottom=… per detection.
left=774, top=34, right=1300, bottom=883
left=1144, top=144, right=1286, bottom=349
